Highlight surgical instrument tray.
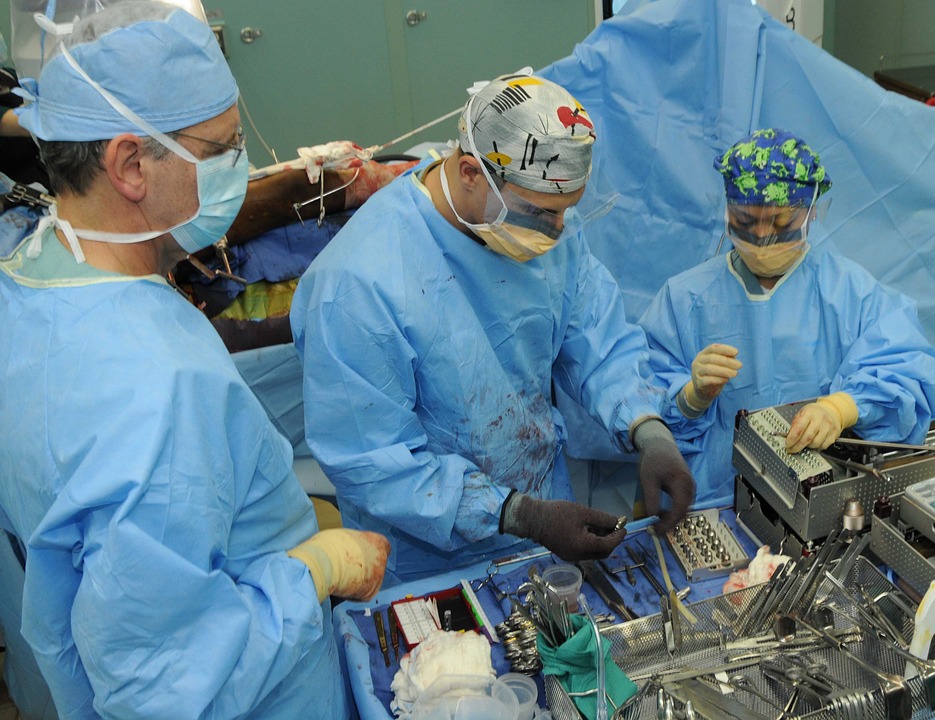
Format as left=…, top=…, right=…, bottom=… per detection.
left=665, top=508, right=749, bottom=582
left=549, top=557, right=935, bottom=719
left=734, top=402, right=935, bottom=555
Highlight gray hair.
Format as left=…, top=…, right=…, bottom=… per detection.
left=38, top=135, right=175, bottom=196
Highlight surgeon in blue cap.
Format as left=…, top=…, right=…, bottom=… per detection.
left=0, top=3, right=389, bottom=718
left=291, top=73, right=696, bottom=585
left=640, top=128, right=935, bottom=509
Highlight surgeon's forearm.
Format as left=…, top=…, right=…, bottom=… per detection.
left=224, top=168, right=347, bottom=247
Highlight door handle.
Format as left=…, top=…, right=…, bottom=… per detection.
left=405, top=10, right=427, bottom=26
left=240, top=27, right=263, bottom=44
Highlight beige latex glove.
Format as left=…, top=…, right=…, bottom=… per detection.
left=288, top=529, right=390, bottom=603
left=681, top=343, right=742, bottom=412
left=786, top=392, right=858, bottom=454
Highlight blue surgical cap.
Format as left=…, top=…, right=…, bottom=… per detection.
left=16, top=2, right=238, bottom=141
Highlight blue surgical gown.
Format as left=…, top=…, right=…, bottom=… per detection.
left=290, top=168, right=662, bottom=584
left=0, top=232, right=348, bottom=720
left=640, top=245, right=935, bottom=509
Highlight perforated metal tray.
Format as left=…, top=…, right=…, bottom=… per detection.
left=546, top=557, right=933, bottom=720
left=665, top=508, right=750, bottom=582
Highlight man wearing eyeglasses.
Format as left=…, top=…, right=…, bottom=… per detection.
left=0, top=3, right=390, bottom=718
left=640, top=129, right=935, bottom=509
left=291, top=73, right=696, bottom=585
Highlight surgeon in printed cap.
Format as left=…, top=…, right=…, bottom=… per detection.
left=0, top=3, right=389, bottom=718
left=640, top=128, right=935, bottom=509
left=291, top=72, right=696, bottom=585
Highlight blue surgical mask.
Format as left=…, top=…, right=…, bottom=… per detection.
left=169, top=148, right=248, bottom=254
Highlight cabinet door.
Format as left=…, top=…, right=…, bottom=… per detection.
left=218, top=0, right=594, bottom=158
left=396, top=0, right=595, bottom=148
left=0, top=0, right=595, bottom=162
left=207, top=0, right=400, bottom=163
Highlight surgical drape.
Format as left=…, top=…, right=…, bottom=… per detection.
left=541, top=0, right=935, bottom=460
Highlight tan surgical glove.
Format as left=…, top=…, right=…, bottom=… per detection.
left=679, top=343, right=742, bottom=415
left=786, top=392, right=858, bottom=454
left=288, top=528, right=390, bottom=603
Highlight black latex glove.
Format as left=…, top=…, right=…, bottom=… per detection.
left=633, top=419, right=696, bottom=534
left=499, top=492, right=627, bottom=561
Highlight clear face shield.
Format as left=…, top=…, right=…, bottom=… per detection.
left=11, top=0, right=208, bottom=80
left=477, top=159, right=619, bottom=237
left=726, top=185, right=828, bottom=277
left=463, top=93, right=575, bottom=240
left=481, top=173, right=568, bottom=240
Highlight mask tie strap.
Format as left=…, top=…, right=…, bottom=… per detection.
left=462, top=95, right=508, bottom=224
left=32, top=10, right=72, bottom=77
left=438, top=156, right=494, bottom=232
left=26, top=204, right=87, bottom=264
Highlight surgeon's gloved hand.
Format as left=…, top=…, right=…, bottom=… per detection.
left=341, top=159, right=420, bottom=209
left=632, top=419, right=696, bottom=534
left=680, top=344, right=742, bottom=414
left=499, top=492, right=626, bottom=561
left=288, top=528, right=390, bottom=603
left=786, top=392, right=858, bottom=454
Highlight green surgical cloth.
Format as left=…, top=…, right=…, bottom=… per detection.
left=537, top=613, right=637, bottom=719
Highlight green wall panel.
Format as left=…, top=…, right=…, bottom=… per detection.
left=0, top=0, right=595, bottom=164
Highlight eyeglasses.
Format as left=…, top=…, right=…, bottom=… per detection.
left=172, top=125, right=246, bottom=166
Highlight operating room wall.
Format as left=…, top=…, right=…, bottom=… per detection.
left=0, top=1, right=597, bottom=162
left=5, top=1, right=935, bottom=159
left=194, top=0, right=597, bottom=166
left=825, top=0, right=935, bottom=78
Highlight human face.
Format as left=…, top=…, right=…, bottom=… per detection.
left=727, top=204, right=811, bottom=278
left=469, top=179, right=586, bottom=262
left=153, top=104, right=243, bottom=227
left=726, top=204, right=809, bottom=247
left=497, top=179, right=586, bottom=239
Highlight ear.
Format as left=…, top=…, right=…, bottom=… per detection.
left=102, top=134, right=148, bottom=203
left=456, top=153, right=485, bottom=192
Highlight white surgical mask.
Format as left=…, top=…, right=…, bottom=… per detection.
left=26, top=21, right=247, bottom=264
